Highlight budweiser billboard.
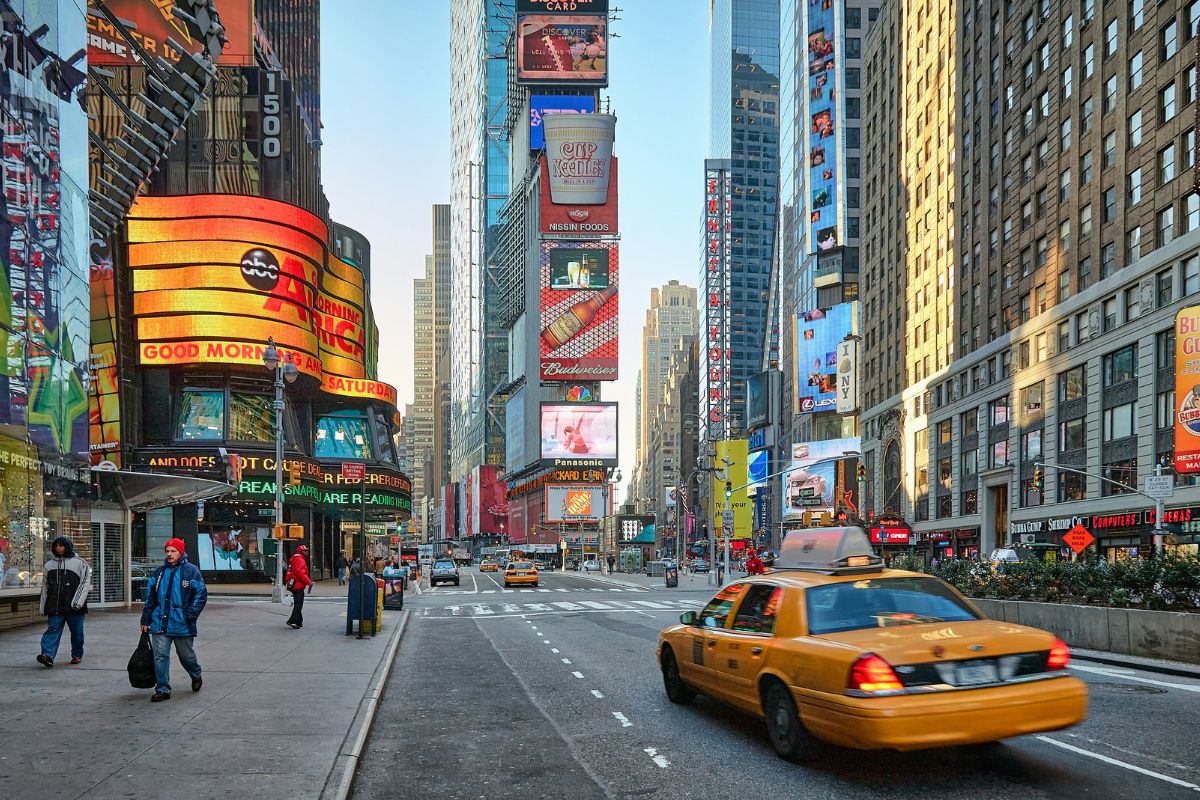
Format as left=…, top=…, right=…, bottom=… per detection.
left=540, top=156, right=618, bottom=236
left=543, top=113, right=615, bottom=205
left=539, top=242, right=618, bottom=380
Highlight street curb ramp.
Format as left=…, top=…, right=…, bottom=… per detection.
left=319, top=608, right=410, bottom=800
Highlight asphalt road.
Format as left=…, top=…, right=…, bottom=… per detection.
left=352, top=567, right=1200, bottom=799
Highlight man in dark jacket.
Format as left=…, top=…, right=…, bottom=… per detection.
left=37, top=536, right=91, bottom=667
left=286, top=544, right=314, bottom=629
left=336, top=550, right=348, bottom=586
left=140, top=538, right=207, bottom=702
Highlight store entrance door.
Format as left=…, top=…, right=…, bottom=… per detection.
left=90, top=509, right=129, bottom=606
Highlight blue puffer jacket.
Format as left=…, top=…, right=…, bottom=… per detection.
left=140, top=555, right=207, bottom=637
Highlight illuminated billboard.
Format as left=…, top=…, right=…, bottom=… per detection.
left=746, top=371, right=770, bottom=430
left=794, top=303, right=855, bottom=414
left=710, top=439, right=751, bottom=539
left=517, top=15, right=608, bottom=85
left=518, top=0, right=609, bottom=12
left=1175, top=305, right=1200, bottom=473
left=782, top=438, right=860, bottom=520
left=467, top=465, right=509, bottom=537
left=86, top=0, right=254, bottom=66
left=540, top=242, right=619, bottom=380
left=540, top=156, right=619, bottom=236
left=545, top=484, right=609, bottom=523
left=807, top=14, right=839, bottom=253
left=540, top=403, right=618, bottom=466
left=89, top=241, right=122, bottom=468
left=126, top=194, right=398, bottom=408
left=543, top=113, right=615, bottom=204
left=530, top=94, right=596, bottom=149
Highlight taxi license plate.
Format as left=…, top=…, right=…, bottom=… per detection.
left=955, top=661, right=998, bottom=685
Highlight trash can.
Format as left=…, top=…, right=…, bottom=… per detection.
left=381, top=569, right=405, bottom=610
left=346, top=573, right=379, bottom=637
left=665, top=563, right=679, bottom=588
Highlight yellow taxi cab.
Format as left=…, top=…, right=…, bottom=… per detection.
left=657, top=526, right=1087, bottom=761
left=479, top=558, right=499, bottom=572
left=503, top=560, right=539, bottom=588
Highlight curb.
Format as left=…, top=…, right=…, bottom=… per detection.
left=1072, top=649, right=1200, bottom=680
left=319, top=608, right=410, bottom=800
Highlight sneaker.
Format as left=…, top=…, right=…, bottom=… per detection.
left=287, top=622, right=300, bottom=629
left=70, top=657, right=82, bottom=665
left=191, top=677, right=202, bottom=693
left=150, top=692, right=171, bottom=702
left=36, top=654, right=53, bottom=668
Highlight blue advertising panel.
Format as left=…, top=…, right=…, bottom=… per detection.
left=748, top=448, right=770, bottom=486
left=795, top=304, right=854, bottom=414
left=807, top=7, right=838, bottom=252
left=530, top=94, right=596, bottom=149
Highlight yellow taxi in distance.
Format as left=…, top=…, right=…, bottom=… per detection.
left=503, top=560, right=539, bottom=588
left=479, top=559, right=499, bottom=572
left=657, top=527, right=1088, bottom=761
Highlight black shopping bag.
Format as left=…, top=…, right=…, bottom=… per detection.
left=127, top=632, right=156, bottom=689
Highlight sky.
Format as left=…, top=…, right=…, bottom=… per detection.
left=320, top=3, right=710, bottom=505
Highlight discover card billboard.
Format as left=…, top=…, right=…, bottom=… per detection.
left=794, top=303, right=855, bottom=414
left=517, top=15, right=608, bottom=85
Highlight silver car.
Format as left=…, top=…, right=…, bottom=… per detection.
left=430, top=559, right=460, bottom=586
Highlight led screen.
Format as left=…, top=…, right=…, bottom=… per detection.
left=540, top=403, right=618, bottom=465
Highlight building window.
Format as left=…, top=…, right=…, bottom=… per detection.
left=846, top=37, right=861, bottom=58
left=175, top=390, right=224, bottom=440
left=1021, top=475, right=1044, bottom=507
left=1076, top=310, right=1090, bottom=343
left=1103, top=186, right=1116, bottom=223
left=1101, top=242, right=1116, bottom=279
left=1105, top=18, right=1119, bottom=57
left=1157, top=389, right=1176, bottom=430
left=992, top=439, right=1009, bottom=468
left=1104, top=344, right=1138, bottom=385
left=1159, top=268, right=1175, bottom=307
left=315, top=413, right=373, bottom=460
left=1082, top=96, right=1095, bottom=131
left=1103, top=74, right=1118, bottom=113
left=1163, top=19, right=1179, bottom=61
left=1081, top=204, right=1093, bottom=237
left=962, top=448, right=977, bottom=476
left=1062, top=66, right=1073, bottom=101
left=991, top=395, right=1010, bottom=426
left=1162, top=143, right=1178, bottom=184
left=1127, top=226, right=1142, bottom=264
left=229, top=394, right=274, bottom=442
left=1061, top=117, right=1072, bottom=151
left=1186, top=256, right=1200, bottom=295
left=1186, top=130, right=1197, bottom=170
left=1190, top=0, right=1200, bottom=38
left=1128, top=168, right=1143, bottom=206
left=1060, top=417, right=1086, bottom=450
left=963, top=489, right=979, bottom=515
left=1160, top=205, right=1176, bottom=246
left=1021, top=382, right=1045, bottom=417
left=1130, top=51, right=1145, bottom=90
left=1084, top=44, right=1095, bottom=79
left=1060, top=219, right=1071, bottom=251
left=1186, top=193, right=1200, bottom=233
left=1079, top=256, right=1092, bottom=291
left=962, top=409, right=978, bottom=438
left=1103, top=296, right=1118, bottom=331
left=1130, top=110, right=1144, bottom=147
left=1058, top=320, right=1071, bottom=351
left=1059, top=472, right=1087, bottom=502
left=1081, top=151, right=1094, bottom=186
left=1104, top=402, right=1137, bottom=441
left=1132, top=0, right=1145, bottom=31
left=1060, top=169, right=1071, bottom=202
left=1162, top=82, right=1178, bottom=122
left=1103, top=457, right=1137, bottom=496
left=1059, top=269, right=1071, bottom=302
left=1103, top=133, right=1117, bottom=173
left=1064, top=14, right=1074, bottom=48
left=1125, top=286, right=1141, bottom=321
left=1158, top=328, right=1175, bottom=370
left=1060, top=365, right=1086, bottom=400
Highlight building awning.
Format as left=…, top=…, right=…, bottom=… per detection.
left=92, top=468, right=236, bottom=512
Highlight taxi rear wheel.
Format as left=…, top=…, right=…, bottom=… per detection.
left=660, top=647, right=695, bottom=705
left=762, top=681, right=818, bottom=763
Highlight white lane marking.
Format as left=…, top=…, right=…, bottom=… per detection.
left=561, top=658, right=572, bottom=664
left=1071, top=664, right=1200, bottom=693
left=448, top=605, right=461, bottom=616
left=501, top=603, right=522, bottom=613
left=608, top=588, right=627, bottom=592
left=525, top=619, right=534, bottom=624
left=643, top=747, right=671, bottom=768
left=552, top=601, right=585, bottom=610
left=578, top=600, right=615, bottom=610
left=551, top=648, right=560, bottom=654
left=630, top=600, right=671, bottom=609
left=472, top=605, right=494, bottom=615
left=612, top=712, right=632, bottom=727
left=482, top=589, right=495, bottom=594
left=555, top=588, right=569, bottom=592
left=591, top=690, right=604, bottom=699
left=1061, top=733, right=1198, bottom=774
left=525, top=603, right=553, bottom=611
left=1036, top=736, right=1200, bottom=792
left=536, top=588, right=551, bottom=593
left=572, top=671, right=584, bottom=679
left=543, top=639, right=551, bottom=644
left=470, top=572, right=479, bottom=594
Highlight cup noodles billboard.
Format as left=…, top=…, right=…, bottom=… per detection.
left=545, top=484, right=609, bottom=524
left=543, top=113, right=615, bottom=204
left=87, top=0, right=254, bottom=66
left=516, top=15, right=608, bottom=85
left=540, top=242, right=618, bottom=379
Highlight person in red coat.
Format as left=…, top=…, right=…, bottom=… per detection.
left=746, top=551, right=767, bottom=576
left=285, top=545, right=314, bottom=629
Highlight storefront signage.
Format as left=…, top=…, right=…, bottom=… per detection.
left=1009, top=515, right=1092, bottom=535
left=870, top=528, right=910, bottom=544
left=139, top=449, right=410, bottom=497
left=1144, top=506, right=1200, bottom=525
left=1089, top=513, right=1141, bottom=530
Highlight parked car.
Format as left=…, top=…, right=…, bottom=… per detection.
left=692, top=558, right=710, bottom=574
left=582, top=559, right=602, bottom=572
left=430, top=559, right=460, bottom=587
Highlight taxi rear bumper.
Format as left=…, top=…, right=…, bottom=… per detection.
left=797, top=675, right=1088, bottom=751
left=505, top=573, right=539, bottom=585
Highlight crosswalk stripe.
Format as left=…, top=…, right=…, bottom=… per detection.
left=552, top=601, right=584, bottom=610
left=482, top=590, right=495, bottom=594
left=578, top=601, right=613, bottom=610
left=536, top=588, right=551, bottom=593
left=449, top=606, right=461, bottom=615
left=472, top=605, right=495, bottom=615
left=630, top=600, right=671, bottom=609
left=524, top=603, right=553, bottom=611
left=500, top=603, right=522, bottom=613
left=555, top=588, right=569, bottom=592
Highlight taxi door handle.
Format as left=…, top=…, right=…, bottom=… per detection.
left=751, top=647, right=763, bottom=655
left=707, top=641, right=717, bottom=647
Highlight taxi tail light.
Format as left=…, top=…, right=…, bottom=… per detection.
left=848, top=653, right=904, bottom=694
left=1046, top=638, right=1071, bottom=671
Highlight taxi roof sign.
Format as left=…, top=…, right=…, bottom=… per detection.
left=776, top=526, right=884, bottom=574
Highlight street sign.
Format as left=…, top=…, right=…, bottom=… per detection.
left=1062, top=524, right=1095, bottom=554
left=722, top=523, right=734, bottom=539
left=722, top=510, right=735, bottom=526
left=341, top=462, right=366, bottom=482
left=1144, top=475, right=1175, bottom=499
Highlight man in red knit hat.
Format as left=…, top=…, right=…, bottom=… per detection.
left=140, top=538, right=207, bottom=702
left=285, top=544, right=314, bottom=629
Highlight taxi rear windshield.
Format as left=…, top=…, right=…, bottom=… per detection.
left=806, top=577, right=981, bottom=635
left=509, top=562, right=533, bottom=569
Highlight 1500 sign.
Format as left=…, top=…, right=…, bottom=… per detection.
left=262, top=70, right=281, bottom=158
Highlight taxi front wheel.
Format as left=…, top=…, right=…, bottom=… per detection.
left=763, top=681, right=819, bottom=763
left=660, top=647, right=695, bottom=705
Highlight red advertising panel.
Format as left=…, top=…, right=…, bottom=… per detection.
left=443, top=484, right=457, bottom=540
left=86, top=0, right=254, bottom=66
left=508, top=494, right=529, bottom=545
left=539, top=242, right=618, bottom=380
left=540, top=156, right=618, bottom=236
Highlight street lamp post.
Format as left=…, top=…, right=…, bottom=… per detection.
left=263, top=337, right=298, bottom=603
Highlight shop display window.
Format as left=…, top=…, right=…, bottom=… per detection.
left=176, top=390, right=225, bottom=440
left=315, top=412, right=372, bottom=460
left=229, top=393, right=274, bottom=442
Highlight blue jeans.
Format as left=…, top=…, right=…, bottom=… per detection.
left=337, top=567, right=346, bottom=585
left=40, top=614, right=84, bottom=661
left=150, top=634, right=201, bottom=695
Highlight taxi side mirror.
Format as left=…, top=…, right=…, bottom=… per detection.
left=679, top=611, right=698, bottom=625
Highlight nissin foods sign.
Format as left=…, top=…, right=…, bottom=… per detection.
left=126, top=195, right=397, bottom=408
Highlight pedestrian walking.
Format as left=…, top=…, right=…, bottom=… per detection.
left=606, top=553, right=616, bottom=574
left=336, top=550, right=348, bottom=586
left=36, top=536, right=91, bottom=668
left=140, top=538, right=207, bottom=702
left=746, top=550, right=766, bottom=576
left=285, top=545, right=314, bottom=629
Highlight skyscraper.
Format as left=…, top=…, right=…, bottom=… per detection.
left=702, top=0, right=781, bottom=445
left=449, top=0, right=513, bottom=482
left=640, top=281, right=699, bottom=465
left=410, top=256, right=436, bottom=536
left=431, top=203, right=453, bottom=499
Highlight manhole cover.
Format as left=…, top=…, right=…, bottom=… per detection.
left=1088, top=682, right=1168, bottom=694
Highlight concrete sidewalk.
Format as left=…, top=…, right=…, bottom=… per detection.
left=0, top=598, right=405, bottom=800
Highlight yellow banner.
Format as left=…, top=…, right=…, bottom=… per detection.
left=710, top=439, right=752, bottom=539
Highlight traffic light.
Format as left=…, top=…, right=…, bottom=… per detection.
left=289, top=463, right=302, bottom=487
left=725, top=481, right=732, bottom=501
left=802, top=511, right=812, bottom=527
left=856, top=464, right=866, bottom=482
left=1032, top=467, right=1043, bottom=491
